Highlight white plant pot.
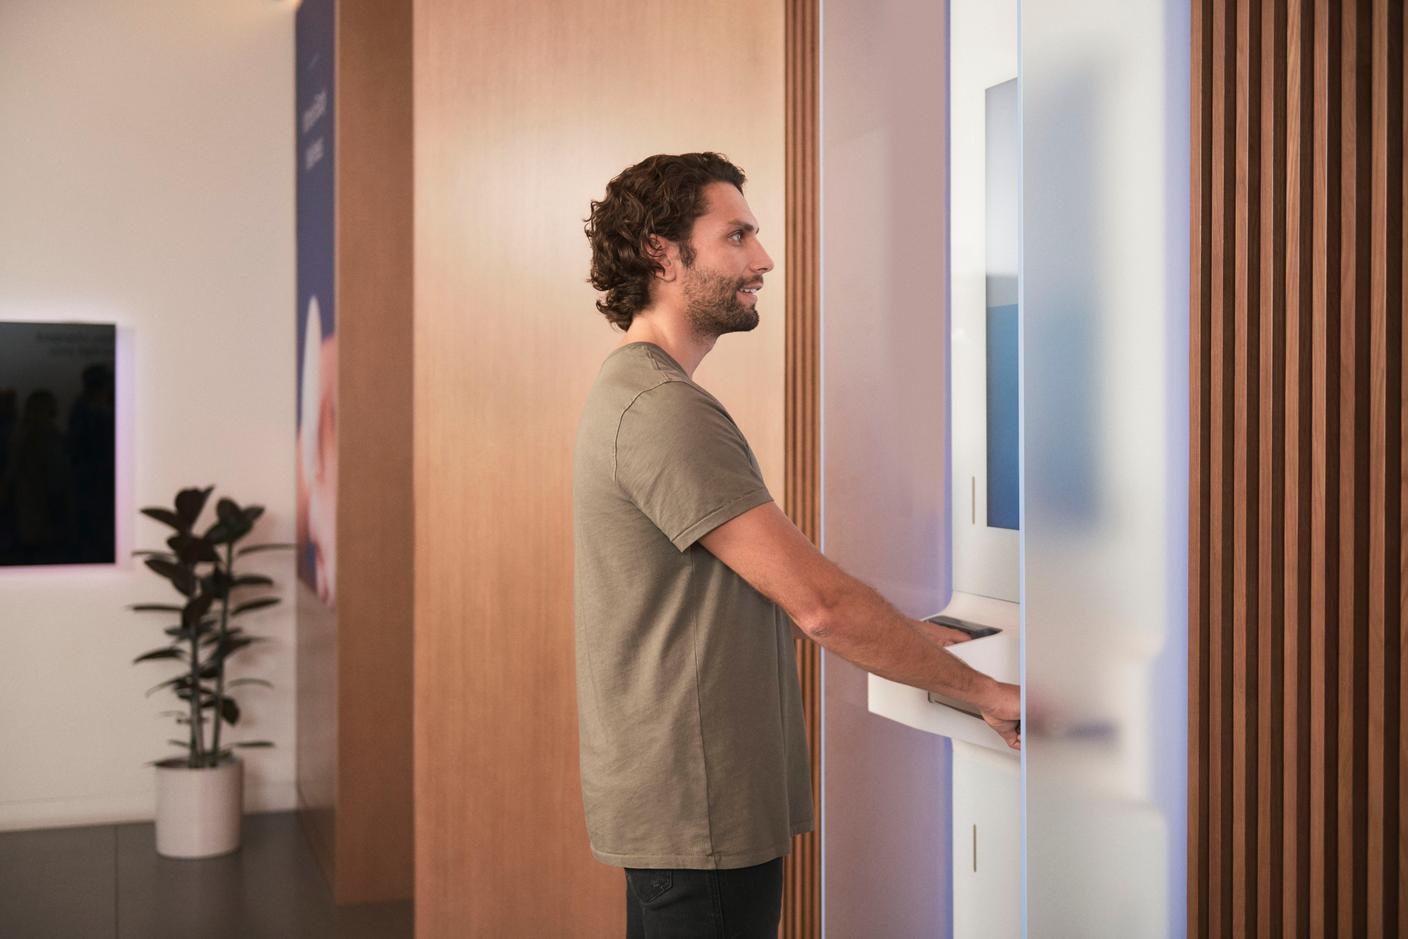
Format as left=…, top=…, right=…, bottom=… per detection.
left=155, top=757, right=243, bottom=858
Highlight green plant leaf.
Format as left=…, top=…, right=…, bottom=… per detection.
left=242, top=506, right=265, bottom=525
left=213, top=503, right=253, bottom=543
left=231, top=596, right=280, bottom=616
left=219, top=634, right=264, bottom=654
left=202, top=636, right=264, bottom=668
left=182, top=594, right=215, bottom=626
left=229, top=574, right=274, bottom=589
left=150, top=756, right=191, bottom=768
left=174, top=487, right=215, bottom=531
left=226, top=678, right=273, bottom=690
left=165, top=618, right=217, bottom=640
left=146, top=675, right=192, bottom=696
left=144, top=558, right=197, bottom=597
left=199, top=626, right=246, bottom=646
left=166, top=739, right=190, bottom=749
left=167, top=532, right=219, bottom=566
left=235, top=542, right=296, bottom=557
left=131, top=550, right=176, bottom=560
left=129, top=603, right=184, bottom=614
left=200, top=568, right=229, bottom=598
left=132, top=647, right=184, bottom=664
left=140, top=507, right=184, bottom=531
left=219, top=697, right=240, bottom=726
left=232, top=740, right=273, bottom=748
left=216, top=497, right=243, bottom=523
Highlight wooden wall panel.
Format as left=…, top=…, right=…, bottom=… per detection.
left=1190, top=1, right=1404, bottom=935
left=783, top=0, right=820, bottom=936
left=333, top=0, right=415, bottom=904
left=412, top=2, right=787, bottom=935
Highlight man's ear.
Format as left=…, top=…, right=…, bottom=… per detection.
left=644, top=236, right=676, bottom=281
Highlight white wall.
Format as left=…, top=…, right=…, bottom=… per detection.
left=0, top=0, right=297, bottom=831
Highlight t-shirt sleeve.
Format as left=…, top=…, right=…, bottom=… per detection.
left=614, top=379, right=774, bottom=551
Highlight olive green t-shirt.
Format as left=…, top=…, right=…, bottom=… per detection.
left=572, top=341, right=814, bottom=870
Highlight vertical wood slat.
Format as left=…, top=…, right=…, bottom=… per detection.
left=783, top=0, right=820, bottom=935
left=1338, top=0, right=1360, bottom=934
left=1231, top=1, right=1255, bottom=931
left=1365, top=2, right=1391, bottom=933
left=1283, top=2, right=1313, bottom=933
left=1399, top=7, right=1407, bottom=935
left=1255, top=0, right=1285, bottom=931
left=1209, top=0, right=1232, bottom=930
left=1397, top=5, right=1406, bottom=934
left=1309, top=0, right=1333, bottom=934
left=1192, top=1, right=1404, bottom=935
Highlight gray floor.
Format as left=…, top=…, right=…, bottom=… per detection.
left=0, top=811, right=412, bottom=938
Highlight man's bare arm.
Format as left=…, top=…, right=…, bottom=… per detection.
left=699, top=501, right=1019, bottom=741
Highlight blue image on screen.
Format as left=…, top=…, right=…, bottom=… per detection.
left=984, top=77, right=1020, bottom=533
left=986, top=302, right=1019, bottom=531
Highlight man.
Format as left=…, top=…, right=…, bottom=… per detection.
left=574, top=152, right=1021, bottom=938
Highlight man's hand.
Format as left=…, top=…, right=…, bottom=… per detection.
left=916, top=619, right=974, bottom=648
left=979, top=680, right=1021, bottom=751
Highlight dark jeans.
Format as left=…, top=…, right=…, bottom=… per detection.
left=624, top=857, right=784, bottom=939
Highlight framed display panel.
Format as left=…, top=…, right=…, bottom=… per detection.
left=0, top=321, right=115, bottom=567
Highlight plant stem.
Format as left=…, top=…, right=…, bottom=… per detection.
left=189, top=604, right=204, bottom=768
left=210, top=542, right=234, bottom=763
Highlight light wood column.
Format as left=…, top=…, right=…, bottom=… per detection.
left=411, top=1, right=787, bottom=934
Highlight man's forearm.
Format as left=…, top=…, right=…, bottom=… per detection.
left=805, top=577, right=1001, bottom=711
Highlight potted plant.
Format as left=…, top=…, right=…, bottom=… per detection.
left=128, top=485, right=292, bottom=858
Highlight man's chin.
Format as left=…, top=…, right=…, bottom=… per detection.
left=726, top=314, right=760, bottom=334
left=721, top=306, right=760, bottom=334
left=691, top=308, right=759, bottom=339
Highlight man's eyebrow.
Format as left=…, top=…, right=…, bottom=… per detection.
left=725, top=219, right=759, bottom=234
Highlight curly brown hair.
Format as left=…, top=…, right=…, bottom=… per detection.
left=584, top=153, right=747, bottom=330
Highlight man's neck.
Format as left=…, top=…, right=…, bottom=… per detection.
left=617, top=313, right=716, bottom=379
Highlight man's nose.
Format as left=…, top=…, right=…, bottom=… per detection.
left=754, top=241, right=774, bottom=273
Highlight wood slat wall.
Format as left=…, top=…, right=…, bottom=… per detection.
left=782, top=0, right=821, bottom=935
left=1190, top=0, right=1404, bottom=935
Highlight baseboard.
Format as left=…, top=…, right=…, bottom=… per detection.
left=0, top=780, right=300, bottom=832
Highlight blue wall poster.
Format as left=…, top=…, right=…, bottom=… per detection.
left=295, top=0, right=336, bottom=608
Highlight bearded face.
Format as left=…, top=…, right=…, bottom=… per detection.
left=680, top=251, right=760, bottom=338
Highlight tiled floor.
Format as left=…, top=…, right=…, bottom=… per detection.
left=0, top=811, right=412, bottom=938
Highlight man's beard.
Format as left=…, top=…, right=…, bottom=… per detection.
left=681, top=262, right=759, bottom=339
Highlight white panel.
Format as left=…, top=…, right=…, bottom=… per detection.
left=1020, top=0, right=1190, bottom=936
left=820, top=0, right=957, bottom=934
left=952, top=741, right=1020, bottom=939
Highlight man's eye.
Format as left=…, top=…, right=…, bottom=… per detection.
left=730, top=231, right=744, bottom=242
